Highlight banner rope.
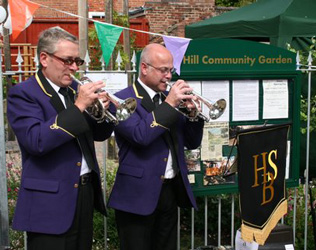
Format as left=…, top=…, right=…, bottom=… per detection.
left=28, top=0, right=191, bottom=40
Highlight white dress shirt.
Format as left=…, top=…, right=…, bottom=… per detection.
left=138, top=78, right=176, bottom=179
left=47, top=79, right=90, bottom=176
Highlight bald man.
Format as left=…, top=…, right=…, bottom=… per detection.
left=108, top=44, right=204, bottom=250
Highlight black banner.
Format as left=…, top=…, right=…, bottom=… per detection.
left=237, top=124, right=290, bottom=245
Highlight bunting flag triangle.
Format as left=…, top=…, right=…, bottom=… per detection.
left=94, top=22, right=123, bottom=66
left=163, top=36, right=191, bottom=76
left=7, top=0, right=40, bottom=41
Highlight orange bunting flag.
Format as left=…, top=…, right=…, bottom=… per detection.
left=7, top=0, right=39, bottom=41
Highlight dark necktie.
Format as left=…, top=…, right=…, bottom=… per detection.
left=153, top=94, right=179, bottom=172
left=58, top=87, right=97, bottom=172
left=153, top=93, right=160, bottom=108
left=59, top=87, right=73, bottom=108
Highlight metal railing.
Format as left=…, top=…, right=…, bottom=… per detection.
left=0, top=46, right=9, bottom=250
left=296, top=51, right=315, bottom=250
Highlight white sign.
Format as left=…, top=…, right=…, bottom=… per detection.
left=235, top=230, right=259, bottom=250
left=285, top=244, right=295, bottom=250
left=202, top=80, right=230, bottom=122
left=263, top=79, right=289, bottom=119
left=232, top=80, right=259, bottom=121
left=85, top=73, right=128, bottom=94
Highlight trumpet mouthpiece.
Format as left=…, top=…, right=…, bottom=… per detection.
left=165, top=81, right=172, bottom=88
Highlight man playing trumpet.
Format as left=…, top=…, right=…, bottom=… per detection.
left=108, top=43, right=205, bottom=250
left=7, top=26, right=114, bottom=250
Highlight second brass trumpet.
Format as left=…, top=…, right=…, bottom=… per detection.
left=70, top=74, right=137, bottom=125
left=165, top=82, right=226, bottom=122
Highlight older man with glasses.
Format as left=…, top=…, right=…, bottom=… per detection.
left=108, top=43, right=205, bottom=250
left=7, top=26, right=115, bottom=250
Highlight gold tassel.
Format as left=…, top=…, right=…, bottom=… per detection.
left=241, top=199, right=288, bottom=245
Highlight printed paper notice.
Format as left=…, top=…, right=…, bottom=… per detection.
left=188, top=174, right=196, bottom=184
left=263, top=79, right=288, bottom=119
left=85, top=73, right=128, bottom=94
left=233, top=80, right=259, bottom=121
left=202, top=81, right=229, bottom=122
left=187, top=81, right=202, bottom=95
left=286, top=140, right=291, bottom=179
left=201, top=122, right=229, bottom=161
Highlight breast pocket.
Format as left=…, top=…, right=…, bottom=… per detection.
left=23, top=178, right=59, bottom=193
left=118, top=165, right=144, bottom=178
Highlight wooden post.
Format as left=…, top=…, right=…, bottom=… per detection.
left=78, top=0, right=88, bottom=73
left=104, top=0, right=113, bottom=70
left=123, top=0, right=132, bottom=85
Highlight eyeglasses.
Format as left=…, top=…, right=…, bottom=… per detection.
left=145, top=63, right=176, bottom=75
left=47, top=53, right=85, bottom=67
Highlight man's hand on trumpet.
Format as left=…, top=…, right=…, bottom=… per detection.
left=74, top=80, right=110, bottom=112
left=165, top=80, right=202, bottom=118
left=183, top=96, right=202, bottom=118
left=165, top=80, right=193, bottom=107
left=98, top=92, right=111, bottom=110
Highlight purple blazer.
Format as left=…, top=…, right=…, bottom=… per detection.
left=107, top=81, right=204, bottom=215
left=7, top=70, right=114, bottom=234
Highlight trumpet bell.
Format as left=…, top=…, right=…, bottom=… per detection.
left=209, top=99, right=226, bottom=120
left=116, top=97, right=137, bottom=121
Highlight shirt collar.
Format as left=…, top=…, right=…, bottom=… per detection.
left=47, top=78, right=63, bottom=94
left=138, top=77, right=160, bottom=100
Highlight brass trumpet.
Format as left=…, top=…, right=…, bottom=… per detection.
left=70, top=74, right=137, bottom=125
left=166, top=82, right=226, bottom=122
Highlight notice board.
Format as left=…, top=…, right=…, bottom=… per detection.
left=172, top=38, right=301, bottom=196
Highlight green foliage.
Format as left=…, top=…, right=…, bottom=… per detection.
left=112, top=12, right=129, bottom=28
left=300, top=95, right=316, bottom=134
left=6, top=152, right=24, bottom=250
left=286, top=186, right=315, bottom=249
left=92, top=160, right=119, bottom=250
left=180, top=194, right=240, bottom=247
left=216, top=0, right=256, bottom=7
left=92, top=208, right=119, bottom=250
left=287, top=40, right=316, bottom=134
left=2, top=76, right=18, bottom=100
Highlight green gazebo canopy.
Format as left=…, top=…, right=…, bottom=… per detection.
left=185, top=0, right=316, bottom=50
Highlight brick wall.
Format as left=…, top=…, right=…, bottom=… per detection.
left=31, top=0, right=78, bottom=19
left=30, top=0, right=153, bottom=18
left=144, top=0, right=215, bottom=42
left=30, top=0, right=116, bottom=18
left=89, top=0, right=106, bottom=12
